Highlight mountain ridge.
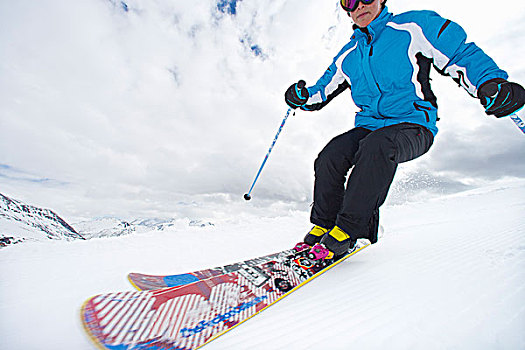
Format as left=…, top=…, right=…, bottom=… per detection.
left=0, top=193, right=84, bottom=246
left=0, top=193, right=214, bottom=247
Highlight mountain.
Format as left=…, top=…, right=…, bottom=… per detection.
left=72, top=217, right=136, bottom=239
left=0, top=193, right=216, bottom=246
left=0, top=193, right=84, bottom=246
left=73, top=217, right=214, bottom=239
left=73, top=217, right=171, bottom=239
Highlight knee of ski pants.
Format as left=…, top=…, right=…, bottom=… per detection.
left=314, top=140, right=351, bottom=176
left=314, top=130, right=365, bottom=175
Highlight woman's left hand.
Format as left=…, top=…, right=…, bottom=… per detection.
left=478, top=79, right=525, bottom=118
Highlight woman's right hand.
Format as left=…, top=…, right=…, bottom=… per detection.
left=285, top=80, right=309, bottom=109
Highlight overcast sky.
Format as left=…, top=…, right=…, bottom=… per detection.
left=1, top=0, right=524, bottom=220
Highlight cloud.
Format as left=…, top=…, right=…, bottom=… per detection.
left=0, top=0, right=523, bottom=219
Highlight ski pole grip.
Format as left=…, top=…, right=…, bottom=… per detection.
left=297, top=80, right=306, bottom=89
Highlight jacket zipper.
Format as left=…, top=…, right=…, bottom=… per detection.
left=361, top=29, right=384, bottom=118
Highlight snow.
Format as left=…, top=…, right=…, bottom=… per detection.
left=1, top=179, right=524, bottom=349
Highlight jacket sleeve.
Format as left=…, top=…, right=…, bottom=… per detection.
left=404, top=11, right=508, bottom=97
left=301, top=44, right=354, bottom=111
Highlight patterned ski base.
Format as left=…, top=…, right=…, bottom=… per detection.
left=81, top=240, right=370, bottom=350
left=128, top=249, right=294, bottom=291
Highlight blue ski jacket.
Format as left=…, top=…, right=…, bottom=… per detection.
left=302, top=7, right=508, bottom=135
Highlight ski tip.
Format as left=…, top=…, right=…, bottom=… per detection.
left=80, top=297, right=108, bottom=350
left=127, top=273, right=143, bottom=291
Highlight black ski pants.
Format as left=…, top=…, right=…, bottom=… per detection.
left=310, top=123, right=434, bottom=243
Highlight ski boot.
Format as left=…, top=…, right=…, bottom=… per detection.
left=303, top=225, right=329, bottom=246
left=292, top=225, right=330, bottom=258
left=320, top=226, right=356, bottom=258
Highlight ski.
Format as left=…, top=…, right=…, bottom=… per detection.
left=128, top=249, right=294, bottom=291
left=81, top=240, right=370, bottom=350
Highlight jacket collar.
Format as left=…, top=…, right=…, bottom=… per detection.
left=352, top=7, right=392, bottom=44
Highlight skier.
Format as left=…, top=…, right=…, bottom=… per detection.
left=285, top=0, right=525, bottom=260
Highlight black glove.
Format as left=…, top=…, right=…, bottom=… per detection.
left=285, top=80, right=309, bottom=109
left=478, top=78, right=525, bottom=118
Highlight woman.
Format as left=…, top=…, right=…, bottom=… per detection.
left=285, top=0, right=524, bottom=259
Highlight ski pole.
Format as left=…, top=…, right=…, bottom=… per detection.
left=509, top=107, right=525, bottom=134
left=244, top=107, right=294, bottom=200
left=482, top=93, right=525, bottom=135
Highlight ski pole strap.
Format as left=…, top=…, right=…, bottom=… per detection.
left=245, top=108, right=294, bottom=199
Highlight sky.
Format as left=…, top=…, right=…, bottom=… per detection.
left=0, top=0, right=524, bottom=221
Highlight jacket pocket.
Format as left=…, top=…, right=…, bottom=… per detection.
left=413, top=102, right=432, bottom=122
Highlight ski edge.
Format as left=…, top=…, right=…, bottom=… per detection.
left=195, top=241, right=371, bottom=349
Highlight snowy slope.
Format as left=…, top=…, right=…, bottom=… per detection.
left=1, top=179, right=524, bottom=349
left=0, top=193, right=83, bottom=244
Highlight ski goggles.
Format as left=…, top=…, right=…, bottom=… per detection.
left=340, top=0, right=375, bottom=12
